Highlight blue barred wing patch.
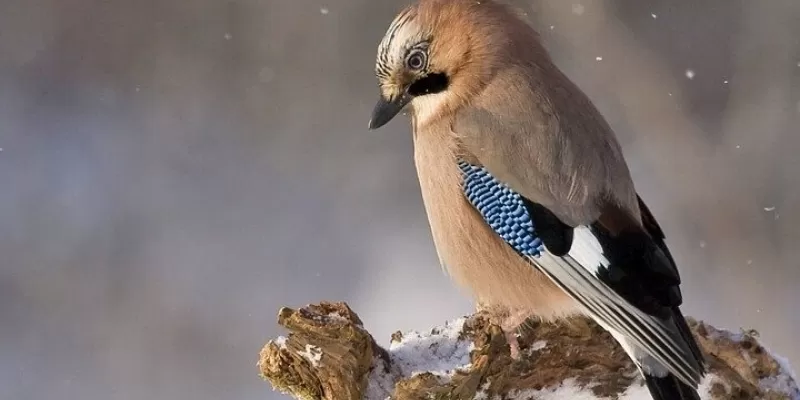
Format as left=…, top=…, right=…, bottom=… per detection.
left=457, top=161, right=545, bottom=257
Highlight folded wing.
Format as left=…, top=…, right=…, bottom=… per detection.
left=458, top=161, right=706, bottom=387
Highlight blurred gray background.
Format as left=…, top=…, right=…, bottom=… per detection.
left=1, top=0, right=798, bottom=399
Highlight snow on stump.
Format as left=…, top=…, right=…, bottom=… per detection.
left=258, top=301, right=800, bottom=400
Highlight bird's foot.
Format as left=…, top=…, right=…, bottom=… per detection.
left=476, top=302, right=530, bottom=360
left=506, top=330, right=523, bottom=360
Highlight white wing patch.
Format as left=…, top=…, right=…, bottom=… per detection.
left=529, top=227, right=703, bottom=388
left=565, top=226, right=610, bottom=274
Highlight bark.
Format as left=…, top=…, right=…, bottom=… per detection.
left=258, top=302, right=798, bottom=400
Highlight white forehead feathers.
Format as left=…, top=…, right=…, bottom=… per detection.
left=375, top=7, right=426, bottom=81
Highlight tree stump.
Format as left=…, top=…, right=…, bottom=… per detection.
left=258, top=302, right=799, bottom=400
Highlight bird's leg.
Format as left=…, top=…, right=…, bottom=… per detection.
left=477, top=302, right=530, bottom=360
left=505, top=329, right=523, bottom=360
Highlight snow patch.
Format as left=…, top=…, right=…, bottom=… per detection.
left=326, top=310, right=349, bottom=322
left=505, top=375, right=717, bottom=400
left=365, top=357, right=395, bottom=400
left=530, top=340, right=548, bottom=352
left=296, top=344, right=323, bottom=367
left=760, top=344, right=800, bottom=399
left=271, top=336, right=288, bottom=350
left=473, top=381, right=492, bottom=400
left=361, top=318, right=799, bottom=399
left=705, top=327, right=800, bottom=399
left=389, top=318, right=473, bottom=378
left=365, top=318, right=473, bottom=400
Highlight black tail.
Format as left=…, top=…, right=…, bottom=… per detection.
left=644, top=307, right=706, bottom=400
left=644, top=373, right=701, bottom=400
left=671, top=306, right=706, bottom=373
left=635, top=195, right=707, bottom=400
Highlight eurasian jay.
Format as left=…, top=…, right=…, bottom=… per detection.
left=367, top=0, right=707, bottom=399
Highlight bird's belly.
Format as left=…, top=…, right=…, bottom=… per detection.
left=413, top=133, right=577, bottom=320
left=430, top=195, right=576, bottom=320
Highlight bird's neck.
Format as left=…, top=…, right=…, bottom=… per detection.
left=409, top=90, right=460, bottom=131
left=412, top=117, right=461, bottom=194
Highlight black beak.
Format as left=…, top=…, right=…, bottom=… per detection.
left=368, top=93, right=412, bottom=130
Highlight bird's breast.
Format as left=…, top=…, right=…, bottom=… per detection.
left=412, top=126, right=576, bottom=320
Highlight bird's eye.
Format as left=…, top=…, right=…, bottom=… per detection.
left=406, top=50, right=426, bottom=71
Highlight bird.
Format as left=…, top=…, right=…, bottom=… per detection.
left=366, top=0, right=707, bottom=399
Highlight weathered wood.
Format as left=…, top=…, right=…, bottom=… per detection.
left=258, top=302, right=389, bottom=400
left=259, top=302, right=798, bottom=400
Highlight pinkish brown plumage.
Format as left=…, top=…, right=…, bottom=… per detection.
left=374, top=0, right=579, bottom=344
left=368, top=1, right=706, bottom=398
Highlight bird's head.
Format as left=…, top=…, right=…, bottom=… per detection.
left=368, top=0, right=524, bottom=130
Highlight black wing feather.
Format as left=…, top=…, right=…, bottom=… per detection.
left=636, top=194, right=706, bottom=373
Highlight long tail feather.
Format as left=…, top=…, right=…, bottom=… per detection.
left=644, top=373, right=702, bottom=400
left=671, top=306, right=706, bottom=373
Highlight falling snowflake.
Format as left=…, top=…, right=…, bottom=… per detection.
left=259, top=67, right=276, bottom=83
left=685, top=69, right=695, bottom=79
left=595, top=56, right=603, bottom=61
left=320, top=7, right=329, bottom=15
left=651, top=13, right=657, bottom=19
